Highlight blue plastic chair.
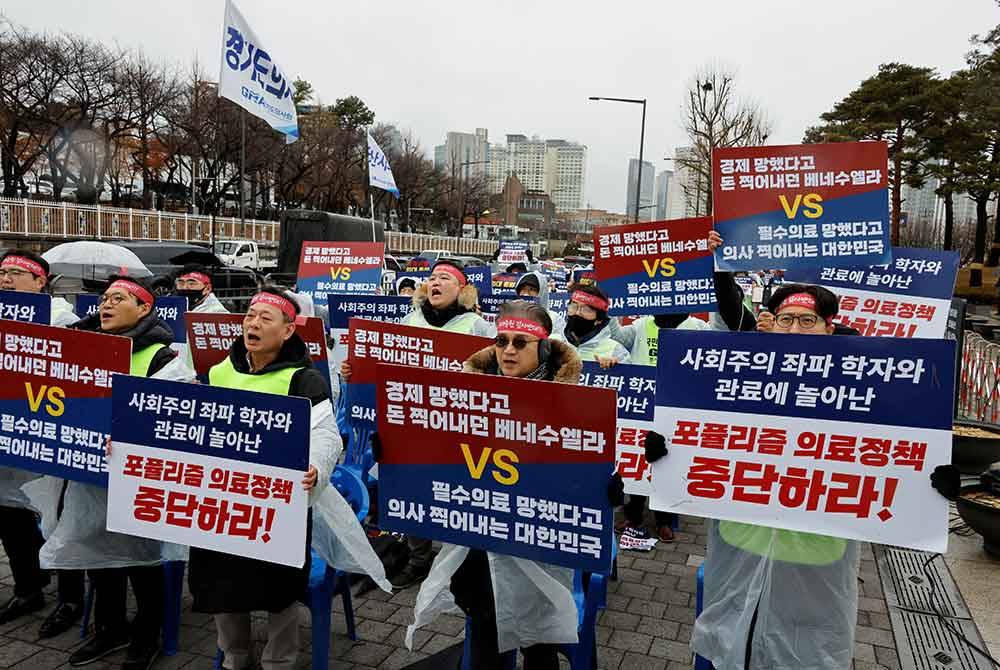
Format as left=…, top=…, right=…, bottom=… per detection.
left=214, top=464, right=370, bottom=670
left=694, top=563, right=710, bottom=670
left=79, top=562, right=185, bottom=656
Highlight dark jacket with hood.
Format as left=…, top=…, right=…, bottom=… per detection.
left=72, top=311, right=177, bottom=376
left=188, top=333, right=328, bottom=614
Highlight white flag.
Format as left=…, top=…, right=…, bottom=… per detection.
left=367, top=132, right=400, bottom=197
left=219, top=0, right=299, bottom=143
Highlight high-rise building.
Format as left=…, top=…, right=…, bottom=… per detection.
left=543, top=140, right=587, bottom=213
left=667, top=147, right=704, bottom=219
left=434, top=144, right=446, bottom=171
left=625, top=159, right=655, bottom=221
left=440, top=128, right=490, bottom=180
left=655, top=170, right=672, bottom=220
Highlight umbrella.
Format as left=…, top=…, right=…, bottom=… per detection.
left=43, top=241, right=152, bottom=281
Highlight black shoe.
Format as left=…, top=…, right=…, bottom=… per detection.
left=38, top=602, right=83, bottom=639
left=122, top=641, right=160, bottom=670
left=68, top=632, right=130, bottom=666
left=390, top=562, right=431, bottom=590
left=0, top=592, right=45, bottom=625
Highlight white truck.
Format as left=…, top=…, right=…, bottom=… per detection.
left=215, top=239, right=278, bottom=272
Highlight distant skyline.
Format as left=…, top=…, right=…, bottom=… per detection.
left=3, top=0, right=996, bottom=214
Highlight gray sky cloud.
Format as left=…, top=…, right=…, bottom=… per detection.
left=5, top=0, right=997, bottom=213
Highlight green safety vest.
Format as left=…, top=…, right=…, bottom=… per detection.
left=403, top=310, right=480, bottom=334
left=719, top=520, right=847, bottom=566
left=131, top=344, right=168, bottom=377
left=630, top=317, right=660, bottom=366
left=208, top=356, right=298, bottom=396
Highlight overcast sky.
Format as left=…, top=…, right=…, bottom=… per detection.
left=4, top=1, right=997, bottom=214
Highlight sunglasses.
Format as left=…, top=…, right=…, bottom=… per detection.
left=494, top=335, right=539, bottom=350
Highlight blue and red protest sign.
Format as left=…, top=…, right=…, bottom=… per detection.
left=572, top=268, right=597, bottom=287
left=107, top=375, right=311, bottom=566
left=377, top=364, right=616, bottom=572
left=77, top=294, right=188, bottom=344
left=185, top=313, right=331, bottom=392
left=784, top=247, right=959, bottom=339
left=593, top=218, right=717, bottom=315
left=497, top=240, right=530, bottom=265
left=346, top=318, right=492, bottom=429
left=580, top=362, right=656, bottom=496
left=0, top=290, right=51, bottom=324
left=491, top=272, right=520, bottom=297
left=327, top=294, right=411, bottom=367
left=463, top=267, right=491, bottom=298
left=0, top=320, right=130, bottom=485
left=296, top=241, right=384, bottom=301
left=649, top=329, right=954, bottom=552
left=713, top=141, right=891, bottom=271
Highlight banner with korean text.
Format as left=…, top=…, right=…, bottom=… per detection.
left=77, top=295, right=188, bottom=347
left=295, top=241, right=384, bottom=302
left=713, top=141, right=891, bottom=272
left=327, top=295, right=410, bottom=368
left=0, top=320, right=130, bottom=485
left=346, top=319, right=491, bottom=429
left=649, top=329, right=954, bottom=552
left=0, top=290, right=51, bottom=325
left=497, top=240, right=530, bottom=265
left=491, top=272, right=520, bottom=297
left=185, top=313, right=331, bottom=391
left=107, top=376, right=310, bottom=566
left=593, top=218, right=717, bottom=315
left=377, top=364, right=616, bottom=571
left=580, top=362, right=656, bottom=496
left=784, top=247, right=959, bottom=339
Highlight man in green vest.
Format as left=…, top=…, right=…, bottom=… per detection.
left=340, top=260, right=492, bottom=590
left=51, top=276, right=193, bottom=670
left=189, top=286, right=339, bottom=670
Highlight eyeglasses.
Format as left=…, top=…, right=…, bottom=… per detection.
left=495, top=335, right=539, bottom=350
left=98, top=293, right=130, bottom=307
left=0, top=268, right=29, bottom=279
left=774, top=313, right=821, bottom=330
left=567, top=302, right=597, bottom=318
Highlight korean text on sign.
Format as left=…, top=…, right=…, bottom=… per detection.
left=295, top=240, right=384, bottom=301
left=0, top=290, right=51, bottom=325
left=784, top=247, right=960, bottom=339
left=712, top=141, right=891, bottom=272
left=593, top=218, right=717, bottom=316
left=649, top=329, right=954, bottom=553
left=0, top=320, right=130, bottom=485
left=107, top=375, right=310, bottom=567
left=376, top=364, right=617, bottom=572
left=327, top=294, right=411, bottom=368
left=346, top=318, right=491, bottom=429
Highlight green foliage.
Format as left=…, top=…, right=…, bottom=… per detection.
left=291, top=78, right=313, bottom=105
left=330, top=95, right=375, bottom=130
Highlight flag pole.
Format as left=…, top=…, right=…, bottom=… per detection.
left=369, top=192, right=376, bottom=241
left=239, top=110, right=246, bottom=236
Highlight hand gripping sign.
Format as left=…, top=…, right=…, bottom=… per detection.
left=649, top=329, right=954, bottom=553
left=712, top=141, right=891, bottom=272
left=108, top=376, right=311, bottom=567
left=376, top=364, right=617, bottom=572
left=0, top=320, right=130, bottom=485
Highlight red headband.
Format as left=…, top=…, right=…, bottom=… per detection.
left=497, top=317, right=549, bottom=340
left=251, top=292, right=297, bottom=321
left=108, top=279, right=154, bottom=306
left=179, top=272, right=211, bottom=286
left=2, top=255, right=46, bottom=279
left=571, top=290, right=609, bottom=312
left=432, top=264, right=467, bottom=286
left=777, top=292, right=832, bottom=325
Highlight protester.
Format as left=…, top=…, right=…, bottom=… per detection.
left=35, top=276, right=193, bottom=669
left=395, top=276, right=417, bottom=297
left=173, top=263, right=228, bottom=313
left=642, top=282, right=948, bottom=670
left=187, top=286, right=339, bottom=670
left=341, top=260, right=492, bottom=589
left=562, top=284, right=630, bottom=367
left=515, top=271, right=566, bottom=339
left=0, top=250, right=84, bottom=635
left=403, top=301, right=624, bottom=668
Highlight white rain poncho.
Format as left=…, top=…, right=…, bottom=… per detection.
left=692, top=519, right=860, bottom=670
left=31, top=354, right=195, bottom=569
left=191, top=291, right=229, bottom=314
left=514, top=271, right=566, bottom=339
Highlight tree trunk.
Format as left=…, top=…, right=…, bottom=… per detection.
left=943, top=192, right=955, bottom=251
left=891, top=128, right=903, bottom=247
left=974, top=196, right=989, bottom=264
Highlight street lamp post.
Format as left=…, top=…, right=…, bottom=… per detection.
left=589, top=96, right=647, bottom=223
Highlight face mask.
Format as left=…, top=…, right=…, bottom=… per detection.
left=176, top=289, right=204, bottom=306
left=566, top=315, right=597, bottom=338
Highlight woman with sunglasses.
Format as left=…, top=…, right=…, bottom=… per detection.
left=405, top=301, right=622, bottom=669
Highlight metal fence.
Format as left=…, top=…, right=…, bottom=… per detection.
left=0, top=198, right=524, bottom=257
left=959, top=331, right=1000, bottom=425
